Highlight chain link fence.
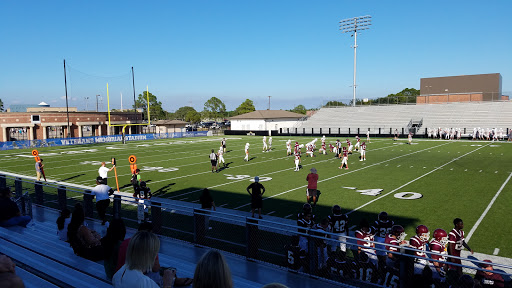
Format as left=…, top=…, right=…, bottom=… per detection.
left=1, top=174, right=510, bottom=288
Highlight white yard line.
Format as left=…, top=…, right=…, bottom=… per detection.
left=233, top=142, right=451, bottom=210
left=347, top=143, right=491, bottom=215
left=465, top=172, right=512, bottom=243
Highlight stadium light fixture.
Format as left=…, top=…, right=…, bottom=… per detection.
left=339, top=15, right=372, bottom=106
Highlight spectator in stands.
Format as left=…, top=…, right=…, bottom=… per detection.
left=474, top=260, right=504, bottom=288
left=56, top=208, right=71, bottom=241
left=247, top=176, right=265, bottom=219
left=101, top=218, right=126, bottom=281
left=0, top=187, right=32, bottom=228
left=113, top=231, right=175, bottom=288
left=199, top=188, right=216, bottom=230
left=92, top=176, right=115, bottom=225
left=67, top=203, right=104, bottom=261
left=193, top=250, right=233, bottom=288
left=116, top=222, right=193, bottom=286
left=0, top=255, right=24, bottom=288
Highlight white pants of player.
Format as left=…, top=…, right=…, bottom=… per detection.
left=360, top=150, right=365, bottom=160
left=330, top=233, right=348, bottom=252
left=413, top=258, right=430, bottom=275
left=263, top=143, right=268, bottom=151
left=355, top=142, right=360, bottom=150
left=306, top=151, right=313, bottom=157
left=244, top=151, right=249, bottom=161
left=348, top=145, right=353, bottom=152
left=287, top=147, right=291, bottom=154
left=341, top=157, right=348, bottom=167
left=361, top=248, right=379, bottom=267
left=294, top=159, right=300, bottom=171
left=218, top=155, right=225, bottom=164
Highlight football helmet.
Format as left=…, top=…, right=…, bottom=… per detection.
left=362, top=142, right=365, bottom=145
left=378, top=211, right=388, bottom=222
left=140, top=181, right=147, bottom=188
left=391, top=225, right=406, bottom=242
left=433, top=228, right=448, bottom=246
left=416, top=225, right=430, bottom=242
left=303, top=203, right=312, bottom=213
left=332, top=205, right=341, bottom=215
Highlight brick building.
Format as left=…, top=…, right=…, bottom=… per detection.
left=0, top=111, right=142, bottom=142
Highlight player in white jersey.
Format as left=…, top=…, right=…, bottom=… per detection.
left=346, top=139, right=353, bottom=154
left=218, top=146, right=225, bottom=168
left=294, top=150, right=301, bottom=171
left=360, top=142, right=366, bottom=161
left=262, top=136, right=268, bottom=152
left=408, top=132, right=413, bottom=145
left=306, top=144, right=315, bottom=157
left=320, top=137, right=327, bottom=155
left=354, top=136, right=361, bottom=151
left=366, top=130, right=370, bottom=143
left=221, top=138, right=226, bottom=153
left=286, top=139, right=292, bottom=156
left=268, top=136, right=273, bottom=150
left=244, top=143, right=250, bottom=161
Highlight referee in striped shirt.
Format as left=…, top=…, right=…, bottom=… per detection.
left=209, top=149, right=218, bottom=173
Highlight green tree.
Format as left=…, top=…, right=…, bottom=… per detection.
left=323, top=100, right=346, bottom=107
left=203, top=97, right=226, bottom=120
left=185, top=110, right=201, bottom=123
left=234, top=99, right=255, bottom=116
left=134, top=91, right=167, bottom=120
left=290, top=104, right=307, bottom=115
left=174, top=106, right=197, bottom=120
left=365, top=88, right=419, bottom=105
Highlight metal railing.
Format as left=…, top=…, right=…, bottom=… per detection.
left=1, top=174, right=511, bottom=288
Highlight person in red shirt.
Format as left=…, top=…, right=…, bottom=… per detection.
left=306, top=168, right=319, bottom=206
left=448, top=218, right=473, bottom=276
left=475, top=260, right=505, bottom=288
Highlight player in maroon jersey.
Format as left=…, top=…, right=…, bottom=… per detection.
left=384, top=225, right=407, bottom=269
left=285, top=235, right=307, bottom=272
left=351, top=252, right=378, bottom=284
left=409, top=224, right=430, bottom=275
left=354, top=135, right=361, bottom=151
left=338, top=147, right=349, bottom=170
left=346, top=139, right=353, bottom=154
left=372, top=212, right=395, bottom=269
left=326, top=250, right=352, bottom=282
left=429, top=228, right=449, bottom=280
left=447, top=218, right=473, bottom=276
left=355, top=219, right=377, bottom=267
left=328, top=205, right=349, bottom=252
left=359, top=142, right=367, bottom=161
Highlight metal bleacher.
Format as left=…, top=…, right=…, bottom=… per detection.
left=298, top=101, right=512, bottom=134
left=0, top=205, right=344, bottom=288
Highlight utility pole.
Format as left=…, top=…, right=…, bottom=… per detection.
left=339, top=15, right=372, bottom=107
left=96, top=95, right=100, bottom=112
left=268, top=96, right=271, bottom=110
left=63, top=59, right=71, bottom=138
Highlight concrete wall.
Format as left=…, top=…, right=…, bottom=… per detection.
left=416, top=93, right=484, bottom=104
left=231, top=118, right=301, bottom=131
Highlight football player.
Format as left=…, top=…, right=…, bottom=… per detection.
left=320, top=136, right=327, bottom=155
left=339, top=147, right=349, bottom=170
left=328, top=205, right=349, bottom=252
left=346, top=139, right=353, bottom=154
left=297, top=203, right=316, bottom=223
left=268, top=136, right=272, bottom=151
left=306, top=143, right=315, bottom=157
left=312, top=218, right=330, bottom=269
left=286, top=139, right=292, bottom=156
left=372, top=212, right=395, bottom=269
left=355, top=219, right=378, bottom=267
left=352, top=252, right=378, bottom=284
left=366, top=130, right=371, bottom=143
left=409, top=225, right=430, bottom=275
left=384, top=225, right=407, bottom=269
left=335, top=139, right=342, bottom=158
left=354, top=136, right=361, bottom=151
left=294, top=149, right=301, bottom=172
left=221, top=138, right=226, bottom=153
left=297, top=211, right=315, bottom=252
left=244, top=142, right=250, bottom=161
left=429, top=228, right=448, bottom=280
left=360, top=142, right=366, bottom=161
left=262, top=136, right=268, bottom=152
left=448, top=218, right=473, bottom=276
left=326, top=250, right=351, bottom=281
left=218, top=146, right=225, bottom=168
left=285, top=235, right=307, bottom=272
left=408, top=132, right=413, bottom=145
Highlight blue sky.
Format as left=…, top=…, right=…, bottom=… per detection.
left=1, top=0, right=511, bottom=112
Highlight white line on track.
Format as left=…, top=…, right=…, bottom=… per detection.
left=466, top=172, right=512, bottom=243
left=233, top=142, right=452, bottom=210
left=347, top=143, right=492, bottom=215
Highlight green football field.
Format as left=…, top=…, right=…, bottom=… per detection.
left=1, top=136, right=511, bottom=258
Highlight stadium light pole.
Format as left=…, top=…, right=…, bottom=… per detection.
left=339, top=15, right=371, bottom=107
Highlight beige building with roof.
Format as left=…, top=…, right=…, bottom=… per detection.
left=229, top=110, right=305, bottom=131
left=153, top=119, right=188, bottom=133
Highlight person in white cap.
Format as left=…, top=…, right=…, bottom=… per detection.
left=247, top=176, right=265, bottom=219
left=306, top=168, right=319, bottom=206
